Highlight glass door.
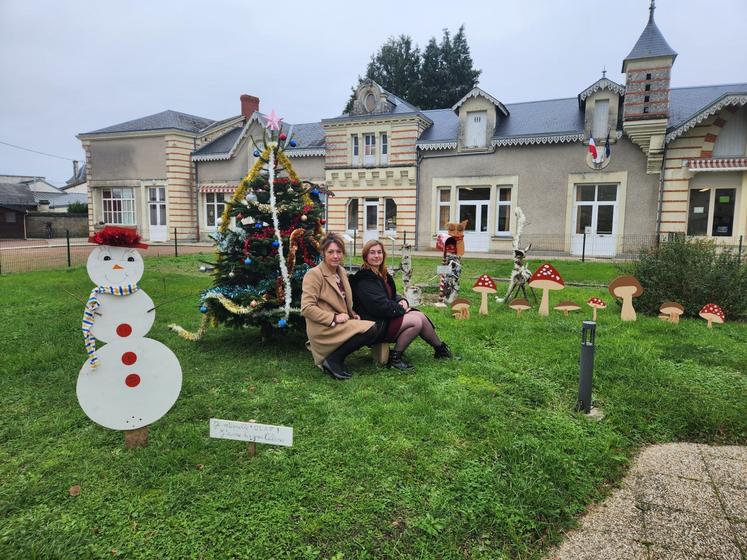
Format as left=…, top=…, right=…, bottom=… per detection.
left=457, top=187, right=490, bottom=252
left=148, top=187, right=167, bottom=242
left=571, top=184, right=618, bottom=257
left=364, top=198, right=379, bottom=242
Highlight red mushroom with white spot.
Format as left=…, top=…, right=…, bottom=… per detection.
left=587, top=297, right=606, bottom=321
left=528, top=263, right=564, bottom=316
left=472, top=274, right=497, bottom=315
left=699, top=303, right=724, bottom=329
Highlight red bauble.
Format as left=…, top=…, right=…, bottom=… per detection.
left=320, top=218, right=327, bottom=225
left=279, top=133, right=287, bottom=141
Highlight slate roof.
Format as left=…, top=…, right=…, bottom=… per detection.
left=622, top=16, right=677, bottom=69
left=0, top=182, right=37, bottom=207
left=323, top=85, right=427, bottom=123
left=81, top=110, right=215, bottom=135
left=193, top=127, right=244, bottom=156
left=65, top=165, right=86, bottom=187
left=668, top=83, right=747, bottom=131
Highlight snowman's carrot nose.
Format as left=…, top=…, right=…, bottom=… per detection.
left=112, top=264, right=124, bottom=270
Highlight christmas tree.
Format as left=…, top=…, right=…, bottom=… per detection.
left=171, top=111, right=326, bottom=340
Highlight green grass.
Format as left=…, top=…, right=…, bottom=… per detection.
left=1, top=254, right=745, bottom=559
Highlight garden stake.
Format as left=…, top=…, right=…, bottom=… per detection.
left=576, top=321, right=596, bottom=414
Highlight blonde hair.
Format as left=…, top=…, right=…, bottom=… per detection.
left=361, top=239, right=388, bottom=278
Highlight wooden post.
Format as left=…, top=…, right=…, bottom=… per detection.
left=247, top=419, right=257, bottom=458
left=124, top=426, right=149, bottom=449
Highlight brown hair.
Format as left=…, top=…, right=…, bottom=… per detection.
left=361, top=239, right=388, bottom=277
left=320, top=232, right=346, bottom=256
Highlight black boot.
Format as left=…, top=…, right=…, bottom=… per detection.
left=323, top=325, right=380, bottom=380
left=322, top=358, right=351, bottom=380
left=433, top=342, right=452, bottom=359
left=388, top=350, right=414, bottom=371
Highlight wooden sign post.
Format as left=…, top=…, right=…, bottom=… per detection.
left=210, top=418, right=293, bottom=458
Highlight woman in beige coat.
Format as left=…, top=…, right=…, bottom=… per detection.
left=301, top=233, right=379, bottom=380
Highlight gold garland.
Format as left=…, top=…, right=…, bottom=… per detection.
left=168, top=314, right=211, bottom=341
left=219, top=146, right=271, bottom=233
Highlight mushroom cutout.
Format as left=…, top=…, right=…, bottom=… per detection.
left=699, top=303, right=724, bottom=329
left=659, top=301, right=684, bottom=324
left=528, top=263, right=564, bottom=316
left=451, top=298, right=471, bottom=320
left=608, top=275, right=643, bottom=322
left=508, top=298, right=531, bottom=317
left=587, top=297, right=606, bottom=321
left=472, top=274, right=497, bottom=315
left=554, top=300, right=581, bottom=316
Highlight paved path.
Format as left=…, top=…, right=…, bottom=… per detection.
left=546, top=443, right=747, bottom=560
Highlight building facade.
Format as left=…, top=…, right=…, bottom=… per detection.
left=78, top=4, right=747, bottom=256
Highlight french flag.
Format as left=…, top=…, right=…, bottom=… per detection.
left=588, top=135, right=598, bottom=161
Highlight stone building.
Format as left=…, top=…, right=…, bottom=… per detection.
left=78, top=3, right=746, bottom=256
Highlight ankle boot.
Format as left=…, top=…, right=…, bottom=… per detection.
left=433, top=342, right=452, bottom=359
left=388, top=350, right=413, bottom=371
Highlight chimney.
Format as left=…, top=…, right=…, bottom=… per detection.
left=38, top=200, right=50, bottom=212
left=240, top=94, right=260, bottom=119
left=73, top=160, right=79, bottom=178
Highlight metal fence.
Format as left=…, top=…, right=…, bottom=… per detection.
left=0, top=229, right=214, bottom=275
left=1, top=230, right=743, bottom=275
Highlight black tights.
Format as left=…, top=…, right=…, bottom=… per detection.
left=326, top=324, right=380, bottom=365
left=393, top=311, right=442, bottom=353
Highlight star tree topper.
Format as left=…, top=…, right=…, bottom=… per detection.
left=264, top=109, right=283, bottom=131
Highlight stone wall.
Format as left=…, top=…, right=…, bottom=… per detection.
left=26, top=212, right=88, bottom=238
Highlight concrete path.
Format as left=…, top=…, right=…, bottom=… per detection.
left=546, top=443, right=747, bottom=560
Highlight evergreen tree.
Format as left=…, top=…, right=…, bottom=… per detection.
left=344, top=26, right=481, bottom=112
left=171, top=118, right=326, bottom=340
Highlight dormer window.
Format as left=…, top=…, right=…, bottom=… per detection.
left=592, top=99, right=609, bottom=138
left=465, top=110, right=487, bottom=148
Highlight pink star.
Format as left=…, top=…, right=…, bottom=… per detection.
left=264, top=109, right=283, bottom=131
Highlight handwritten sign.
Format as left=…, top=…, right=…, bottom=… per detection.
left=437, top=265, right=451, bottom=275
left=210, top=419, right=293, bottom=447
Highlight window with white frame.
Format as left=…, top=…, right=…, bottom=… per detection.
left=351, top=135, right=359, bottom=165
left=496, top=186, right=512, bottom=234
left=465, top=111, right=487, bottom=147
left=363, top=133, right=376, bottom=165
left=380, top=133, right=388, bottom=164
left=592, top=99, right=609, bottom=139
left=687, top=187, right=737, bottom=237
left=384, top=198, right=397, bottom=231
left=346, top=199, right=359, bottom=232
left=437, top=188, right=451, bottom=230
left=205, top=192, right=226, bottom=227
left=102, top=187, right=135, bottom=225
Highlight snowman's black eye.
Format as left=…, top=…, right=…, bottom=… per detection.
left=103, top=256, right=111, bottom=261
left=127, top=256, right=135, bottom=262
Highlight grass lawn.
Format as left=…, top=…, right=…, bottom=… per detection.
left=1, top=254, right=745, bottom=559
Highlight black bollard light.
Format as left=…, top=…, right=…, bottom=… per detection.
left=576, top=321, right=596, bottom=413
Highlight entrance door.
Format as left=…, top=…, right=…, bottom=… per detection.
left=364, top=198, right=379, bottom=242
left=571, top=184, right=618, bottom=257
left=458, top=187, right=490, bottom=252
left=148, top=187, right=167, bottom=242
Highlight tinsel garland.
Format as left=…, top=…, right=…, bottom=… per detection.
left=268, top=146, right=293, bottom=322
left=169, top=314, right=212, bottom=341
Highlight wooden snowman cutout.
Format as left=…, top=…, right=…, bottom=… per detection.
left=77, top=227, right=182, bottom=448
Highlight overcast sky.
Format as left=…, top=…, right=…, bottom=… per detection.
left=1, top=0, right=745, bottom=186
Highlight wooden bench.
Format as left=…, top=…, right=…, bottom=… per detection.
left=372, top=342, right=390, bottom=365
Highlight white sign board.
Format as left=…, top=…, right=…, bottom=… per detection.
left=210, top=418, right=293, bottom=447
left=437, top=265, right=451, bottom=275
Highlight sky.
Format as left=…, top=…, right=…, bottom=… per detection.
left=1, top=0, right=745, bottom=186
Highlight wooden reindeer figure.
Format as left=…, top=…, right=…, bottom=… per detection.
left=497, top=207, right=534, bottom=303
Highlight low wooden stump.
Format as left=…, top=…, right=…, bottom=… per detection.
left=372, top=343, right=389, bottom=365
left=124, top=426, right=149, bottom=449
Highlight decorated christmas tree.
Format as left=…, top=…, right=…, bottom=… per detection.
left=171, top=110, right=325, bottom=340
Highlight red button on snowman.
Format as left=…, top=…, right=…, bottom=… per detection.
left=77, top=227, right=182, bottom=432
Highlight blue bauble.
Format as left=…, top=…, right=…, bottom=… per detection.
left=278, top=319, right=287, bottom=328
left=253, top=149, right=260, bottom=157
left=289, top=139, right=297, bottom=147
left=311, top=188, right=319, bottom=196
left=272, top=240, right=280, bottom=248
left=255, top=222, right=263, bottom=229
left=244, top=257, right=252, bottom=265
left=199, top=305, right=208, bottom=313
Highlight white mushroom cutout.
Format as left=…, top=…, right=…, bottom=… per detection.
left=528, top=263, right=564, bottom=317
left=699, top=303, right=724, bottom=329
left=587, top=297, right=606, bottom=321
left=659, top=301, right=684, bottom=324
left=554, top=300, right=581, bottom=316
left=472, top=274, right=497, bottom=315
left=508, top=298, right=531, bottom=317
left=608, top=275, right=643, bottom=322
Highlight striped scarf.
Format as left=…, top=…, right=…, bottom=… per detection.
left=82, top=284, right=139, bottom=368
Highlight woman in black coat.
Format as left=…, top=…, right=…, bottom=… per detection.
left=351, top=240, right=451, bottom=370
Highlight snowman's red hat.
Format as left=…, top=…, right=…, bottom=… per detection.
left=88, top=226, right=148, bottom=249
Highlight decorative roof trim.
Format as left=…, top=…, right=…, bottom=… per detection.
left=666, top=94, right=747, bottom=143
left=192, top=115, right=267, bottom=161
left=417, top=141, right=458, bottom=151
left=686, top=157, right=747, bottom=172
left=192, top=152, right=232, bottom=162
left=199, top=184, right=239, bottom=193
left=578, top=78, right=626, bottom=103
left=286, top=148, right=326, bottom=158
left=452, top=87, right=510, bottom=116
left=491, top=133, right=585, bottom=147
